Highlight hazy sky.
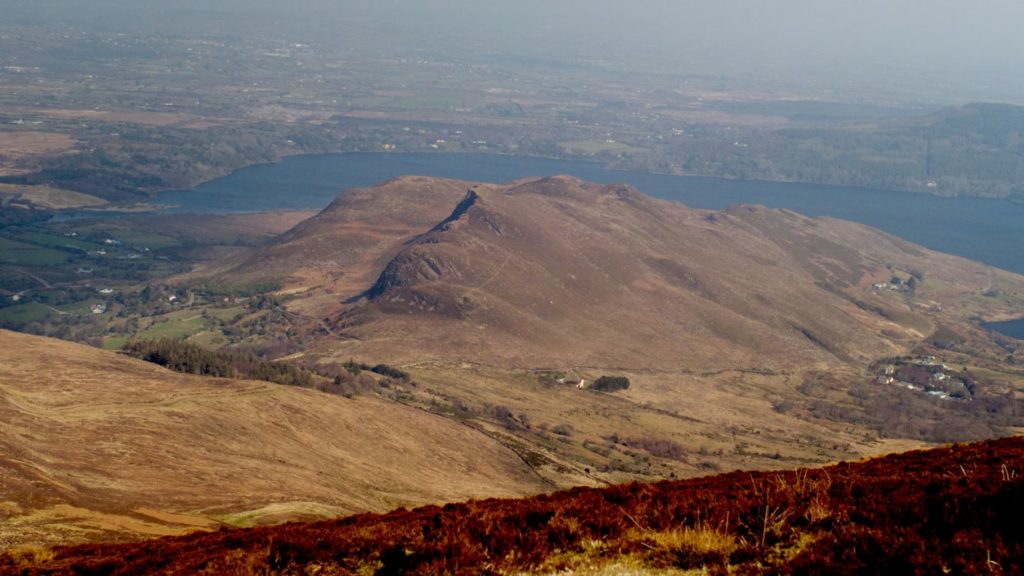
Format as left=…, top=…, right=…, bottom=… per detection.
left=369, top=1, right=1024, bottom=96
left=9, top=0, right=1024, bottom=103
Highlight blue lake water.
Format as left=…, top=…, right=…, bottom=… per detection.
left=984, top=319, right=1024, bottom=340
left=150, top=152, right=1024, bottom=334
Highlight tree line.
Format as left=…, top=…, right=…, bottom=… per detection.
left=123, top=338, right=314, bottom=387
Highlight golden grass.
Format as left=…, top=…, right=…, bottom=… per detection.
left=3, top=546, right=55, bottom=568
left=0, top=329, right=548, bottom=549
left=0, top=183, right=107, bottom=209
left=525, top=527, right=734, bottom=576
left=0, top=131, right=75, bottom=156
left=640, top=525, right=739, bottom=559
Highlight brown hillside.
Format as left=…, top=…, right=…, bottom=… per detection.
left=8, top=437, right=1022, bottom=575
left=0, top=329, right=548, bottom=550
left=236, top=175, right=1024, bottom=371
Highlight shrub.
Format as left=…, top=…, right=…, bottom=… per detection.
left=551, top=423, right=575, bottom=437
left=343, top=359, right=362, bottom=375
left=626, top=437, right=687, bottom=461
left=592, top=375, right=630, bottom=392
left=370, top=364, right=409, bottom=381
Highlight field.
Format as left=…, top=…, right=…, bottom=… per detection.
left=0, top=184, right=106, bottom=210
left=0, top=237, right=70, bottom=266
left=6, top=436, right=1020, bottom=575
left=0, top=131, right=75, bottom=174
left=136, top=313, right=208, bottom=340
left=0, top=303, right=53, bottom=325
left=1, top=108, right=203, bottom=127
left=0, top=8, right=1023, bottom=212
left=559, top=139, right=646, bottom=156
left=100, top=335, right=130, bottom=350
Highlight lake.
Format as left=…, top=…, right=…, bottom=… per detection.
left=984, top=319, right=1024, bottom=340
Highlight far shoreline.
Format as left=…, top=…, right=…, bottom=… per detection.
left=27, top=148, right=1024, bottom=216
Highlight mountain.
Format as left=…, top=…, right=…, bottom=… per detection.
left=0, top=329, right=548, bottom=550
left=227, top=175, right=1024, bottom=372
left=8, top=436, right=1021, bottom=574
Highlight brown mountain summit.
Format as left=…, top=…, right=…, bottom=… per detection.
left=230, top=175, right=1023, bottom=371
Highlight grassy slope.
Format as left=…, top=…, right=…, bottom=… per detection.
left=6, top=436, right=1021, bottom=575
left=0, top=329, right=549, bottom=550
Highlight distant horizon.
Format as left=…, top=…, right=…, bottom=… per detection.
left=6, top=0, right=1024, bottom=105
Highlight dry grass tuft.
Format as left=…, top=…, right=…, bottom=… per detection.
left=637, top=524, right=738, bottom=569
left=5, top=545, right=55, bottom=568
left=645, top=525, right=738, bottom=556
left=803, top=496, right=832, bottom=526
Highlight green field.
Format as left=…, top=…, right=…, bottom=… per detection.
left=102, top=335, right=131, bottom=350
left=57, top=223, right=181, bottom=251
left=7, top=230, right=100, bottom=252
left=185, top=330, right=229, bottom=348
left=558, top=139, right=645, bottom=155
left=101, top=229, right=179, bottom=250
left=392, top=93, right=465, bottom=111
left=203, top=306, right=245, bottom=322
left=0, top=302, right=54, bottom=325
left=137, top=313, right=208, bottom=340
left=0, top=237, right=72, bottom=266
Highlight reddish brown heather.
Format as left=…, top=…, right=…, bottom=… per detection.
left=4, top=437, right=1022, bottom=575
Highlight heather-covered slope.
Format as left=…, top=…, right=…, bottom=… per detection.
left=7, top=437, right=1021, bottom=575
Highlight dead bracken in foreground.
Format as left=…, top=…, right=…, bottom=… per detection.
left=4, top=437, right=1022, bottom=575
